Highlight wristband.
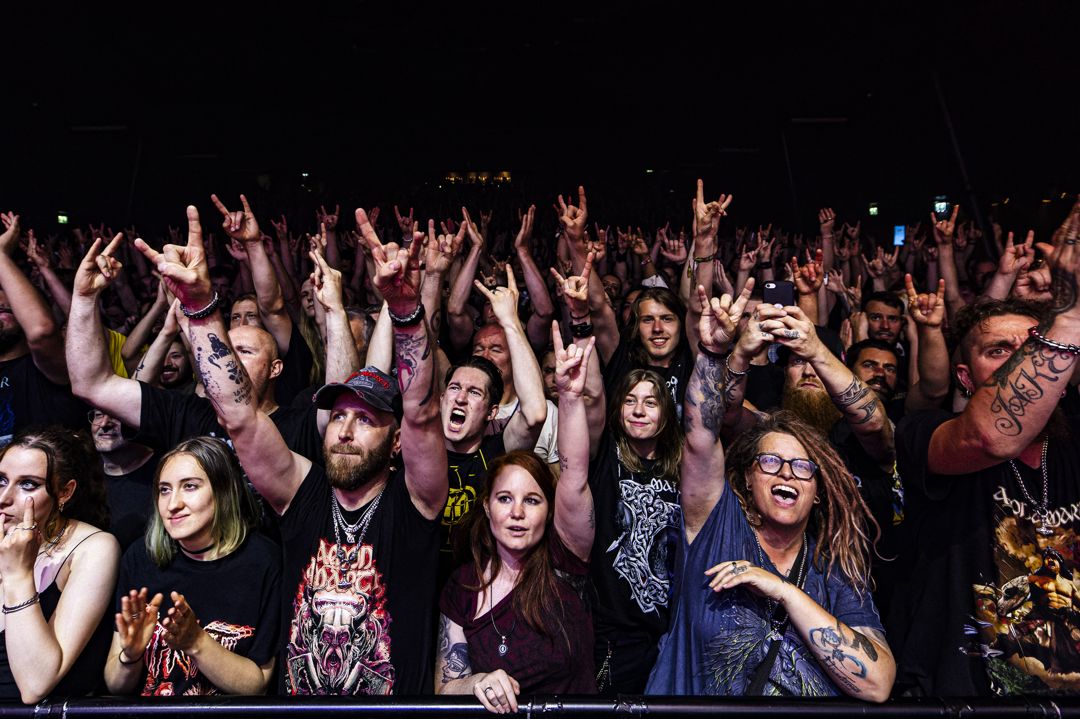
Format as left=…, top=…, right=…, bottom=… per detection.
left=694, top=254, right=716, bottom=264
left=2, top=593, right=40, bottom=614
left=1028, top=326, right=1080, bottom=356
left=724, top=353, right=749, bottom=377
left=570, top=322, right=594, bottom=338
left=756, top=261, right=771, bottom=270
left=387, top=303, right=425, bottom=328
left=180, top=292, right=221, bottom=320
left=640, top=256, right=652, bottom=267
left=117, top=648, right=143, bottom=666
left=570, top=311, right=590, bottom=322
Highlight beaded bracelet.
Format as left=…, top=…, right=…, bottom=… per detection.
left=1029, top=326, right=1080, bottom=356
left=388, top=303, right=425, bottom=328
left=2, top=593, right=40, bottom=615
left=180, top=291, right=221, bottom=320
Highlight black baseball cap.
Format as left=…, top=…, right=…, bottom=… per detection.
left=312, top=367, right=401, bottom=416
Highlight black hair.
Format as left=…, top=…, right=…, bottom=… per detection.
left=445, top=355, right=504, bottom=409
left=861, top=291, right=904, bottom=313
left=844, top=339, right=900, bottom=371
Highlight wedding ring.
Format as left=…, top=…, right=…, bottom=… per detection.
left=483, top=686, right=495, bottom=695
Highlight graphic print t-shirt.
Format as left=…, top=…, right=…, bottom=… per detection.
left=897, top=404, right=1080, bottom=696
left=278, top=465, right=439, bottom=696
left=645, top=486, right=882, bottom=696
left=115, top=535, right=281, bottom=696
left=589, top=435, right=680, bottom=642
left=441, top=434, right=506, bottom=577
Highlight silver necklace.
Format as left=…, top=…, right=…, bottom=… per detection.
left=1008, top=437, right=1054, bottom=537
left=330, top=487, right=385, bottom=590
left=752, top=529, right=809, bottom=642
left=487, top=584, right=517, bottom=657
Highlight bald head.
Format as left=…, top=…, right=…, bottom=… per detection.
left=227, top=325, right=283, bottom=399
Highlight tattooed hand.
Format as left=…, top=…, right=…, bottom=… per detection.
left=705, top=559, right=791, bottom=604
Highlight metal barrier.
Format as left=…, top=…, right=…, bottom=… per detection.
left=1, top=696, right=1079, bottom=718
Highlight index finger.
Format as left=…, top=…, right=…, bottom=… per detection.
left=577, top=185, right=587, bottom=213
left=503, top=264, right=517, bottom=291
left=186, top=205, right=204, bottom=250
left=355, top=208, right=381, bottom=251
left=730, top=277, right=755, bottom=317
left=100, top=232, right=124, bottom=258
left=696, top=178, right=705, bottom=209
left=580, top=251, right=595, bottom=284
left=239, top=194, right=254, bottom=216
left=23, top=496, right=34, bottom=525
left=209, top=194, right=230, bottom=218
left=904, top=273, right=917, bottom=300
left=472, top=279, right=495, bottom=300
left=551, top=320, right=565, bottom=356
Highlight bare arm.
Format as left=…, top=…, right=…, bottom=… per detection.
left=446, top=208, right=484, bottom=352
left=904, top=276, right=951, bottom=411
left=122, top=281, right=170, bottom=370
left=685, top=180, right=731, bottom=355
left=514, top=206, right=556, bottom=350
left=553, top=324, right=596, bottom=561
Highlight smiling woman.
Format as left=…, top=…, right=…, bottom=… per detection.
left=104, top=437, right=281, bottom=697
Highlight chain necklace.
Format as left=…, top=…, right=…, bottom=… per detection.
left=487, top=583, right=518, bottom=657
left=330, top=486, right=385, bottom=591
left=37, top=519, right=71, bottom=557
left=1008, top=437, right=1054, bottom=537
left=752, top=529, right=809, bottom=642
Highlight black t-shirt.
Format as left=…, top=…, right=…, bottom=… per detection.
left=106, top=456, right=159, bottom=551
left=443, top=434, right=506, bottom=572
left=115, top=534, right=282, bottom=696
left=602, top=335, right=692, bottom=418
left=743, top=362, right=785, bottom=411
left=587, top=434, right=679, bottom=644
left=275, top=323, right=314, bottom=408
left=894, top=399, right=1080, bottom=696
left=828, top=419, right=899, bottom=538
left=134, top=382, right=323, bottom=464
left=0, top=353, right=88, bottom=445
left=278, top=464, right=440, bottom=696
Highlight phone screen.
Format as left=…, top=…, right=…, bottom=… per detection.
left=894, top=225, right=906, bottom=246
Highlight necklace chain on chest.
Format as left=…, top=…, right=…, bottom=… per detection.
left=488, top=579, right=518, bottom=657
left=752, top=530, right=808, bottom=642
left=330, top=487, right=385, bottom=590
left=1008, top=437, right=1054, bottom=537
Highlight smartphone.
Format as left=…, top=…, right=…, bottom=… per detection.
left=763, top=280, right=795, bottom=308
left=893, top=225, right=906, bottom=246
left=933, top=195, right=950, bottom=221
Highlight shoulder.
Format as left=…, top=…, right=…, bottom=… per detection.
left=60, top=523, right=120, bottom=586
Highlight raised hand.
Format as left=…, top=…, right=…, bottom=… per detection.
left=818, top=207, right=836, bottom=235
left=0, top=497, right=40, bottom=579
left=998, top=231, right=1035, bottom=275
left=659, top=231, right=688, bottom=264
left=905, top=274, right=946, bottom=328
left=270, top=215, right=289, bottom=241
left=473, top=265, right=520, bottom=328
left=225, top=237, right=249, bottom=263
left=160, top=592, right=203, bottom=653
left=552, top=320, right=596, bottom=398
left=133, top=206, right=211, bottom=309
left=426, top=219, right=466, bottom=274
left=358, top=206, right=424, bottom=312
left=461, top=208, right=485, bottom=251
left=861, top=248, right=886, bottom=279
left=790, top=249, right=824, bottom=295
left=549, top=251, right=593, bottom=319
left=697, top=279, right=755, bottom=355
left=825, top=268, right=846, bottom=295
left=24, top=230, right=50, bottom=268
left=316, top=204, right=341, bottom=231
left=309, top=249, right=345, bottom=313
left=115, top=587, right=163, bottom=665
left=514, top=205, right=536, bottom=254
left=556, top=186, right=588, bottom=244
left=210, top=194, right=261, bottom=244
left=931, top=205, right=959, bottom=248
left=73, top=234, right=125, bottom=297
left=694, top=179, right=733, bottom=240
left=0, top=211, right=21, bottom=255
left=882, top=245, right=900, bottom=271
left=394, top=205, right=416, bottom=238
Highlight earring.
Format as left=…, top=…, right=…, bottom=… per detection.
left=59, top=500, right=67, bottom=513
left=813, top=495, right=821, bottom=505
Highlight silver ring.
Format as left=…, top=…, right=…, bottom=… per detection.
left=483, top=686, right=495, bottom=695
left=1066, top=238, right=1079, bottom=246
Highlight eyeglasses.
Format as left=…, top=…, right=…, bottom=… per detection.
left=753, top=453, right=819, bottom=481
left=87, top=410, right=109, bottom=424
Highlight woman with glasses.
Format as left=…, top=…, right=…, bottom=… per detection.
left=645, top=294, right=894, bottom=700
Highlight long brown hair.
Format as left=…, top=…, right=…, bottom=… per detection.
left=464, top=451, right=570, bottom=643
left=0, top=426, right=109, bottom=539
left=625, top=287, right=685, bottom=366
left=608, top=368, right=683, bottom=481
left=724, top=411, right=878, bottom=594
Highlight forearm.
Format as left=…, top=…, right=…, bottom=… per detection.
left=981, top=271, right=1017, bottom=301
left=517, top=249, right=555, bottom=320
left=187, top=631, right=271, bottom=695
left=104, top=644, right=145, bottom=695
left=67, top=293, right=119, bottom=391
left=324, top=229, right=341, bottom=269
left=421, top=269, right=445, bottom=338
left=186, top=310, right=257, bottom=433
left=504, top=323, right=546, bottom=426
left=936, top=248, right=961, bottom=306
left=36, top=265, right=73, bottom=317
left=2, top=575, right=66, bottom=702
left=324, top=305, right=360, bottom=384
left=782, top=585, right=894, bottom=702
left=131, top=328, right=179, bottom=384
left=907, top=326, right=950, bottom=409
left=821, top=233, right=835, bottom=273
left=448, top=248, right=481, bottom=315
left=0, top=255, right=60, bottom=344
left=365, top=304, right=393, bottom=373
left=247, top=243, right=287, bottom=317
left=123, top=299, right=168, bottom=363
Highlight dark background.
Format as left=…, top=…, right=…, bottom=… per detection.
left=2, top=1, right=1076, bottom=240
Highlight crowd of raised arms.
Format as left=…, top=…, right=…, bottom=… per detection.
left=1, top=182, right=1079, bottom=708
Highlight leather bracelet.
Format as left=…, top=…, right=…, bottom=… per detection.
left=697, top=341, right=726, bottom=360
left=756, top=261, right=771, bottom=270
left=1028, top=326, right=1080, bottom=356
left=570, top=311, right=590, bottom=322
left=117, top=648, right=143, bottom=666
left=180, top=291, right=220, bottom=320
left=694, top=254, right=716, bottom=264
left=570, top=322, right=594, bottom=338
left=2, top=593, right=40, bottom=614
left=387, top=303, right=425, bottom=328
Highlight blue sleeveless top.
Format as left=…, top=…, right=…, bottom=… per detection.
left=645, top=486, right=883, bottom=696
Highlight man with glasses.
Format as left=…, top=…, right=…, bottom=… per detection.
left=87, top=409, right=157, bottom=549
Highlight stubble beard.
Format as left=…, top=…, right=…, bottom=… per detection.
left=324, top=431, right=395, bottom=491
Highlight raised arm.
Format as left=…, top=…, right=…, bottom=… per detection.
left=134, top=206, right=309, bottom=514
left=211, top=194, right=294, bottom=354
left=930, top=206, right=967, bottom=320
left=929, top=205, right=1080, bottom=474
left=553, top=323, right=596, bottom=562
left=422, top=219, right=465, bottom=339
left=513, top=205, right=556, bottom=351
left=65, top=236, right=144, bottom=427
left=358, top=208, right=448, bottom=519
left=904, top=276, right=951, bottom=411
left=768, top=306, right=894, bottom=464
left=686, top=180, right=732, bottom=354
left=681, top=282, right=752, bottom=540
left=446, top=208, right=484, bottom=352
left=981, top=231, right=1034, bottom=301
left=0, top=213, right=68, bottom=384
left=473, top=269, right=547, bottom=452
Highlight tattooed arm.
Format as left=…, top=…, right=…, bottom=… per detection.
left=681, top=282, right=753, bottom=542
left=436, top=613, right=521, bottom=713
left=134, top=205, right=310, bottom=515
left=357, top=208, right=448, bottom=520
left=770, top=306, right=893, bottom=464
left=929, top=201, right=1080, bottom=474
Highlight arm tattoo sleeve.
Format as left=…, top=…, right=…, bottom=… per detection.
left=437, top=614, right=472, bottom=685
left=833, top=377, right=879, bottom=425
left=987, top=342, right=1073, bottom=436
left=688, top=354, right=728, bottom=438
left=394, top=327, right=435, bottom=405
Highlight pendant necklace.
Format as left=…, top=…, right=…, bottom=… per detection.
left=330, top=486, right=386, bottom=590
left=488, top=583, right=518, bottom=657
left=1008, top=437, right=1054, bottom=537
left=752, top=529, right=809, bottom=642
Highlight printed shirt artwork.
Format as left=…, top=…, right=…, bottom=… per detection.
left=965, top=479, right=1080, bottom=695
left=608, top=470, right=680, bottom=615
left=443, top=434, right=506, bottom=551
left=286, top=538, right=394, bottom=696
left=141, top=621, right=255, bottom=696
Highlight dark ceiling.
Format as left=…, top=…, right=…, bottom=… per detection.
left=2, top=1, right=1076, bottom=233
